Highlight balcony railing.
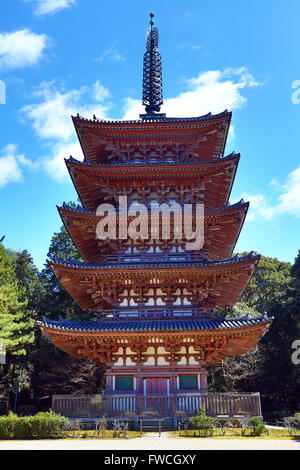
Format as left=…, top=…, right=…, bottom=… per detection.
left=95, top=305, right=215, bottom=320
left=52, top=393, right=262, bottom=419
left=101, top=252, right=209, bottom=264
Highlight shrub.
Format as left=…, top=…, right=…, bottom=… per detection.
left=189, top=406, right=214, bottom=436
left=252, top=424, right=268, bottom=437
left=249, top=417, right=261, bottom=427
left=0, top=415, right=11, bottom=439
left=0, top=410, right=68, bottom=440
left=32, top=411, right=68, bottom=438
left=249, top=417, right=268, bottom=437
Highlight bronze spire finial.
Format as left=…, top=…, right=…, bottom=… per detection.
left=140, top=12, right=165, bottom=119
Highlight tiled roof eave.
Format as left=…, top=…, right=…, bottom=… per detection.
left=72, top=110, right=232, bottom=126
left=38, top=314, right=273, bottom=335
left=65, top=151, right=239, bottom=170
left=58, top=199, right=249, bottom=217
left=48, top=251, right=260, bottom=271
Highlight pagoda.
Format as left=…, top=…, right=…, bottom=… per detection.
left=39, top=14, right=272, bottom=418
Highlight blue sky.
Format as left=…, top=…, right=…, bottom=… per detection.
left=0, top=0, right=299, bottom=270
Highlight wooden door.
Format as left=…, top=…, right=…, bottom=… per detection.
left=145, top=378, right=167, bottom=395
left=142, top=378, right=169, bottom=415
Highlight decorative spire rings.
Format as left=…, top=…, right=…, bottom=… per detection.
left=141, top=13, right=165, bottom=118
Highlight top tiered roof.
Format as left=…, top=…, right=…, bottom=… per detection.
left=72, top=110, right=231, bottom=164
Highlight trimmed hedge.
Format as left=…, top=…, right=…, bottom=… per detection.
left=0, top=410, right=68, bottom=439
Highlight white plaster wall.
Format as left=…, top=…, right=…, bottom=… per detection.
left=189, top=356, right=199, bottom=365
left=177, top=357, right=187, bottom=365
left=144, top=347, right=155, bottom=354
left=114, top=357, right=123, bottom=366
left=125, top=347, right=135, bottom=355
left=144, top=357, right=155, bottom=365
left=125, top=357, right=135, bottom=366
left=157, top=357, right=168, bottom=365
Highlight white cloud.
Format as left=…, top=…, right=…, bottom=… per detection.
left=20, top=81, right=111, bottom=181
left=275, top=165, right=300, bottom=216
left=44, top=140, right=82, bottom=181
left=19, top=67, right=261, bottom=182
left=21, top=81, right=111, bottom=141
left=93, top=80, right=111, bottom=102
left=122, top=67, right=261, bottom=120
left=26, top=0, right=76, bottom=16
left=0, top=144, right=37, bottom=187
left=241, top=164, right=300, bottom=221
left=179, top=43, right=203, bottom=51
left=240, top=193, right=275, bottom=221
left=0, top=29, right=49, bottom=70
left=94, top=44, right=125, bottom=63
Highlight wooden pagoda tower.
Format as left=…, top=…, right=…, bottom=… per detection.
left=39, top=14, right=272, bottom=417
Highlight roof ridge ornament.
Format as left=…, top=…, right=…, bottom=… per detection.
left=140, top=13, right=166, bottom=120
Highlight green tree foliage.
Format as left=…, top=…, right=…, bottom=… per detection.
left=7, top=250, right=40, bottom=302
left=291, top=249, right=300, bottom=295
left=0, top=244, right=34, bottom=356
left=240, top=254, right=292, bottom=311
left=210, top=253, right=300, bottom=411
left=0, top=243, right=35, bottom=410
left=27, top=221, right=103, bottom=400
left=39, top=218, right=91, bottom=321
left=255, top=251, right=300, bottom=411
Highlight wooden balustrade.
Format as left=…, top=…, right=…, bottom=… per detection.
left=95, top=305, right=214, bottom=320
left=52, top=393, right=262, bottom=419
left=102, top=252, right=208, bottom=264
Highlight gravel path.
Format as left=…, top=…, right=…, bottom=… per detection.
left=0, top=433, right=299, bottom=450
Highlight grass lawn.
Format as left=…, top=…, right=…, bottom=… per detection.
left=65, top=429, right=141, bottom=439
left=173, top=428, right=300, bottom=440
left=64, top=428, right=300, bottom=440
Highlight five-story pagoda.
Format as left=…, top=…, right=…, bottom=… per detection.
left=39, top=14, right=272, bottom=417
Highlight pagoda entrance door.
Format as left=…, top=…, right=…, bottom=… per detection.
left=144, top=378, right=168, bottom=395
left=143, top=378, right=170, bottom=416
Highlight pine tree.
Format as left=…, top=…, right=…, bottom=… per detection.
left=0, top=244, right=34, bottom=355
